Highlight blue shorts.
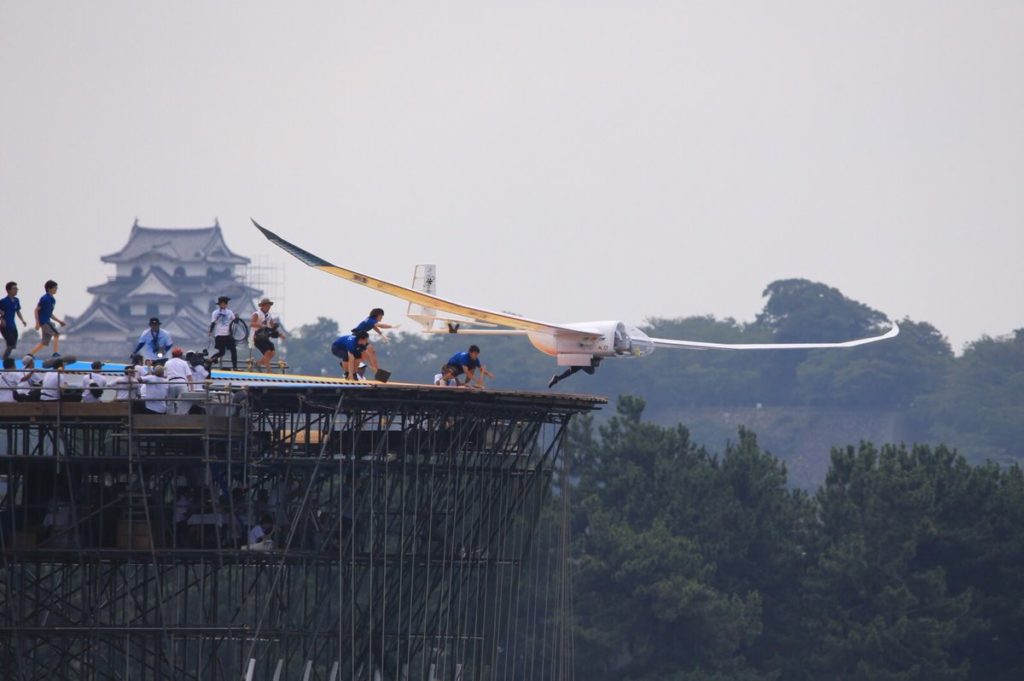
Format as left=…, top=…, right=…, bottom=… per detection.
left=331, top=343, right=362, bottom=361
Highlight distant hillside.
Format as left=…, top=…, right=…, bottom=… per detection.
left=646, top=406, right=914, bottom=489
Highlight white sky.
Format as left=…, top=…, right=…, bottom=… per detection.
left=2, top=2, right=1021, bottom=352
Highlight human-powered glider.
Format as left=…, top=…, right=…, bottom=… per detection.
left=253, top=219, right=899, bottom=387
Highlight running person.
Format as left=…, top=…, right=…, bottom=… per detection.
left=349, top=308, right=392, bottom=374
left=447, top=345, right=495, bottom=388
left=330, top=331, right=378, bottom=379
left=208, top=296, right=238, bottom=370
left=1, top=282, right=27, bottom=360
left=251, top=298, right=286, bottom=371
left=28, top=280, right=66, bottom=359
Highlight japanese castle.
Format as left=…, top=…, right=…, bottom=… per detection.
left=71, top=220, right=263, bottom=360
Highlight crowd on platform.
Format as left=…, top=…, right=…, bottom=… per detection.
left=1, top=280, right=497, bottom=404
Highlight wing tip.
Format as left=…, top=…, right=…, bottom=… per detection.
left=251, top=219, right=334, bottom=268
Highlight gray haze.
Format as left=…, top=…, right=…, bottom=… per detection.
left=2, top=2, right=1022, bottom=352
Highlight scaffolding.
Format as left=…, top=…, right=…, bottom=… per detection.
left=0, top=384, right=602, bottom=680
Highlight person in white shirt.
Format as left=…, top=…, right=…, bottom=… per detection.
left=208, top=296, right=238, bottom=370
left=250, top=298, right=286, bottom=371
left=248, top=514, right=274, bottom=546
left=0, top=357, right=22, bottom=402
left=17, top=355, right=42, bottom=401
left=163, top=347, right=193, bottom=414
left=112, top=366, right=142, bottom=404
left=190, top=358, right=210, bottom=388
left=434, top=364, right=460, bottom=387
left=140, top=365, right=169, bottom=414
left=129, top=354, right=151, bottom=378
left=81, top=361, right=108, bottom=403
left=40, top=358, right=70, bottom=401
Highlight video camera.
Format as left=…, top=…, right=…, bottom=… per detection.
left=185, top=349, right=210, bottom=368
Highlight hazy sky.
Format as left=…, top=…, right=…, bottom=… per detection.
left=2, top=2, right=1021, bottom=352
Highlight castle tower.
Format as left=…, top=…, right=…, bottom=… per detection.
left=71, top=220, right=262, bottom=360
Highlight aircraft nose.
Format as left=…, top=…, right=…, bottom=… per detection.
left=627, top=327, right=655, bottom=357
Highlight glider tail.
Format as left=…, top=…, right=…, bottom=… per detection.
left=407, top=264, right=439, bottom=332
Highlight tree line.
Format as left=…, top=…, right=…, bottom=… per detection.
left=283, top=278, right=1023, bottom=470
left=564, top=397, right=1024, bottom=680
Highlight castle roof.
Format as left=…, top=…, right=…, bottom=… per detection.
left=71, top=301, right=131, bottom=335
left=102, top=222, right=249, bottom=266
left=124, top=268, right=178, bottom=300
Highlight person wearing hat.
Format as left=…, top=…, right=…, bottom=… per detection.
left=131, top=317, right=174, bottom=361
left=250, top=298, right=286, bottom=372
left=209, top=296, right=238, bottom=370
left=163, top=347, right=193, bottom=414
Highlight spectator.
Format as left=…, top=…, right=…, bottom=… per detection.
left=163, top=347, right=192, bottom=414
left=248, top=513, right=275, bottom=547
left=16, top=355, right=41, bottom=401
left=40, top=358, right=69, bottom=401
left=111, top=366, right=141, bottom=403
left=81, top=361, right=107, bottom=403
left=140, top=365, right=169, bottom=414
left=0, top=357, right=20, bottom=402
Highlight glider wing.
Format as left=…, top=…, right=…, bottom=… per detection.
left=253, top=220, right=598, bottom=338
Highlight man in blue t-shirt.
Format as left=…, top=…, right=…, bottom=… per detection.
left=28, top=280, right=66, bottom=359
left=132, top=317, right=174, bottom=361
left=447, top=345, right=495, bottom=388
left=1, top=282, right=27, bottom=360
left=331, top=331, right=378, bottom=379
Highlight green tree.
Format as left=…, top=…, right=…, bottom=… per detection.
left=911, top=329, right=1024, bottom=464
left=755, top=279, right=892, bottom=404
left=282, top=316, right=340, bottom=375
left=798, top=443, right=974, bottom=680
left=572, top=397, right=812, bottom=680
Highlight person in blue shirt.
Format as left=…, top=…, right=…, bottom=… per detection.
left=331, top=331, right=378, bottom=379
left=132, top=317, right=174, bottom=361
left=28, top=280, right=66, bottom=359
left=1, top=282, right=27, bottom=360
left=447, top=345, right=495, bottom=388
left=350, top=308, right=393, bottom=372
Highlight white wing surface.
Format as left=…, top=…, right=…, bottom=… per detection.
left=253, top=220, right=599, bottom=339
left=651, top=323, right=899, bottom=350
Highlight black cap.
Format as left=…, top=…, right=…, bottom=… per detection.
left=149, top=317, right=160, bottom=325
